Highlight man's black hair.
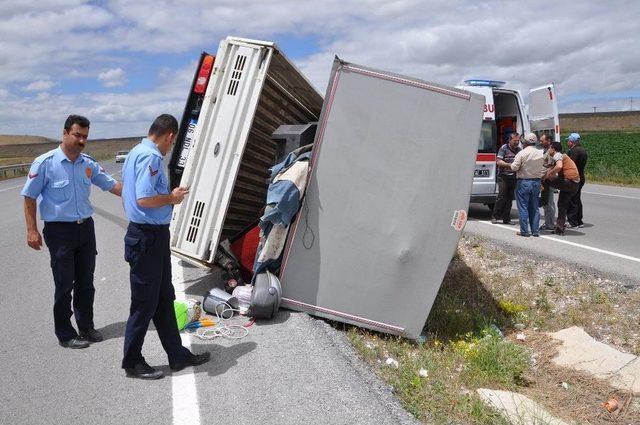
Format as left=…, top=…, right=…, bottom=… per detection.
left=148, top=114, right=178, bottom=137
left=64, top=115, right=90, bottom=130
left=551, top=141, right=563, bottom=152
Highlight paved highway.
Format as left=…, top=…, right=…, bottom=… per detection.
left=0, top=162, right=416, bottom=425
left=466, top=183, right=640, bottom=285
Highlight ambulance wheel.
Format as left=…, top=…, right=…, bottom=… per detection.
left=486, top=203, right=495, bottom=212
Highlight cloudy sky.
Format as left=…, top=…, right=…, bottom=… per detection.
left=1, top=0, right=638, bottom=139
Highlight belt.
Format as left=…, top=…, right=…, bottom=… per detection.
left=129, top=222, right=170, bottom=230
left=45, top=217, right=92, bottom=225
left=517, top=178, right=541, bottom=180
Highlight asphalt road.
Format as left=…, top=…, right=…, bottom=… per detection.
left=466, top=183, right=640, bottom=285
left=0, top=161, right=417, bottom=425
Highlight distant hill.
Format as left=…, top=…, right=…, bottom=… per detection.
left=0, top=135, right=59, bottom=146
left=0, top=136, right=144, bottom=165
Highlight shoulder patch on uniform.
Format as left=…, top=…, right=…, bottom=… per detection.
left=148, top=165, right=159, bottom=176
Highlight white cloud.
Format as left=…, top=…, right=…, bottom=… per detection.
left=98, top=68, right=127, bottom=87
left=24, top=80, right=55, bottom=92
left=0, top=0, right=639, bottom=138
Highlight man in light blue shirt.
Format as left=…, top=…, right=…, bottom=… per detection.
left=121, top=114, right=210, bottom=380
left=21, top=115, right=122, bottom=349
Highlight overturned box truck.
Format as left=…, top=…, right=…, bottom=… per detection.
left=169, top=37, right=484, bottom=339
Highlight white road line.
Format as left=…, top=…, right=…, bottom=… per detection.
left=0, top=184, right=23, bottom=193
left=476, top=220, right=640, bottom=264
left=170, top=256, right=201, bottom=425
left=582, top=191, right=640, bottom=201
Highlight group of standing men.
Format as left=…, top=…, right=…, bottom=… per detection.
left=22, top=114, right=210, bottom=380
left=491, top=132, right=588, bottom=237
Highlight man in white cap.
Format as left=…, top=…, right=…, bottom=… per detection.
left=566, top=133, right=588, bottom=228
left=510, top=133, right=545, bottom=237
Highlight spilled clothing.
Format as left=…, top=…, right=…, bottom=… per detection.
left=253, top=146, right=312, bottom=277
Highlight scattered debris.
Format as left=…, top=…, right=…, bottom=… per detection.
left=418, top=368, right=429, bottom=378
left=514, top=323, right=525, bottom=331
left=385, top=358, right=399, bottom=369
left=516, top=333, right=526, bottom=341
left=490, top=324, right=504, bottom=338
left=561, top=382, right=569, bottom=390
left=603, top=398, right=619, bottom=413
left=459, top=387, right=471, bottom=396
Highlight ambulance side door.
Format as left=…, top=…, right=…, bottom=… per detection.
left=528, top=84, right=559, bottom=142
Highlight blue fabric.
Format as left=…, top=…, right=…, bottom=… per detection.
left=121, top=223, right=190, bottom=368
left=43, top=219, right=97, bottom=341
left=516, top=179, right=541, bottom=235
left=253, top=153, right=311, bottom=278
left=269, top=150, right=312, bottom=178
left=262, top=180, right=302, bottom=226
left=122, top=138, right=172, bottom=224
left=21, top=146, right=116, bottom=222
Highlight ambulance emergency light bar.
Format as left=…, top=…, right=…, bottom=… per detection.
left=464, top=79, right=506, bottom=88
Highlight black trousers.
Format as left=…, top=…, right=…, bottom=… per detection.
left=549, top=178, right=579, bottom=231
left=567, top=180, right=585, bottom=226
left=122, top=222, right=189, bottom=369
left=492, top=174, right=517, bottom=222
left=43, top=218, right=97, bottom=342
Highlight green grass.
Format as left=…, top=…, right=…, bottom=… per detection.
left=345, top=254, right=535, bottom=424
left=565, top=131, right=640, bottom=186
left=348, top=326, right=527, bottom=424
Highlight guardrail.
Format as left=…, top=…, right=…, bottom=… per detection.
left=0, top=163, right=30, bottom=180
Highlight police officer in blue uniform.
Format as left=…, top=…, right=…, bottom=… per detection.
left=22, top=115, right=123, bottom=349
left=121, top=114, right=210, bottom=380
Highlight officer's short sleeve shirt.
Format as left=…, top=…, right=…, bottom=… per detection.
left=122, top=139, right=172, bottom=225
left=20, top=146, right=116, bottom=222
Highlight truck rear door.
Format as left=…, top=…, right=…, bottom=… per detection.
left=528, top=84, right=559, bottom=142
left=280, top=59, right=484, bottom=338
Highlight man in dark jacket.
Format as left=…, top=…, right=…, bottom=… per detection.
left=491, top=132, right=521, bottom=224
left=566, top=133, right=588, bottom=228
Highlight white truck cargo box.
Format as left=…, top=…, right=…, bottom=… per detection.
left=170, top=37, right=323, bottom=265
left=279, top=59, right=484, bottom=339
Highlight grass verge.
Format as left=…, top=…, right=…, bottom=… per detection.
left=346, top=235, right=640, bottom=424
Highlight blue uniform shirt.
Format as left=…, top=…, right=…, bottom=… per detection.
left=122, top=138, right=172, bottom=225
left=21, top=146, right=116, bottom=222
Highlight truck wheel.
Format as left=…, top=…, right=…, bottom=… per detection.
left=486, top=203, right=495, bottom=212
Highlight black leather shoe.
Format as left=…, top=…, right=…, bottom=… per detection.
left=125, top=362, right=164, bottom=380
left=59, top=338, right=90, bottom=349
left=170, top=352, right=211, bottom=372
left=79, top=328, right=104, bottom=342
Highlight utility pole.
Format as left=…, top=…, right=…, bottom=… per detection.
left=593, top=106, right=597, bottom=113
left=631, top=97, right=634, bottom=111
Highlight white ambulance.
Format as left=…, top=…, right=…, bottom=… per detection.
left=458, top=79, right=559, bottom=210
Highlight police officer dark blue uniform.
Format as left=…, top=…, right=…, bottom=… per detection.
left=121, top=114, right=210, bottom=380
left=21, top=115, right=122, bottom=349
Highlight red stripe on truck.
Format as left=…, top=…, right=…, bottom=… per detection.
left=476, top=153, right=496, bottom=162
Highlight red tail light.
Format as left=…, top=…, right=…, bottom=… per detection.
left=476, top=153, right=496, bottom=162
left=194, top=55, right=215, bottom=94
